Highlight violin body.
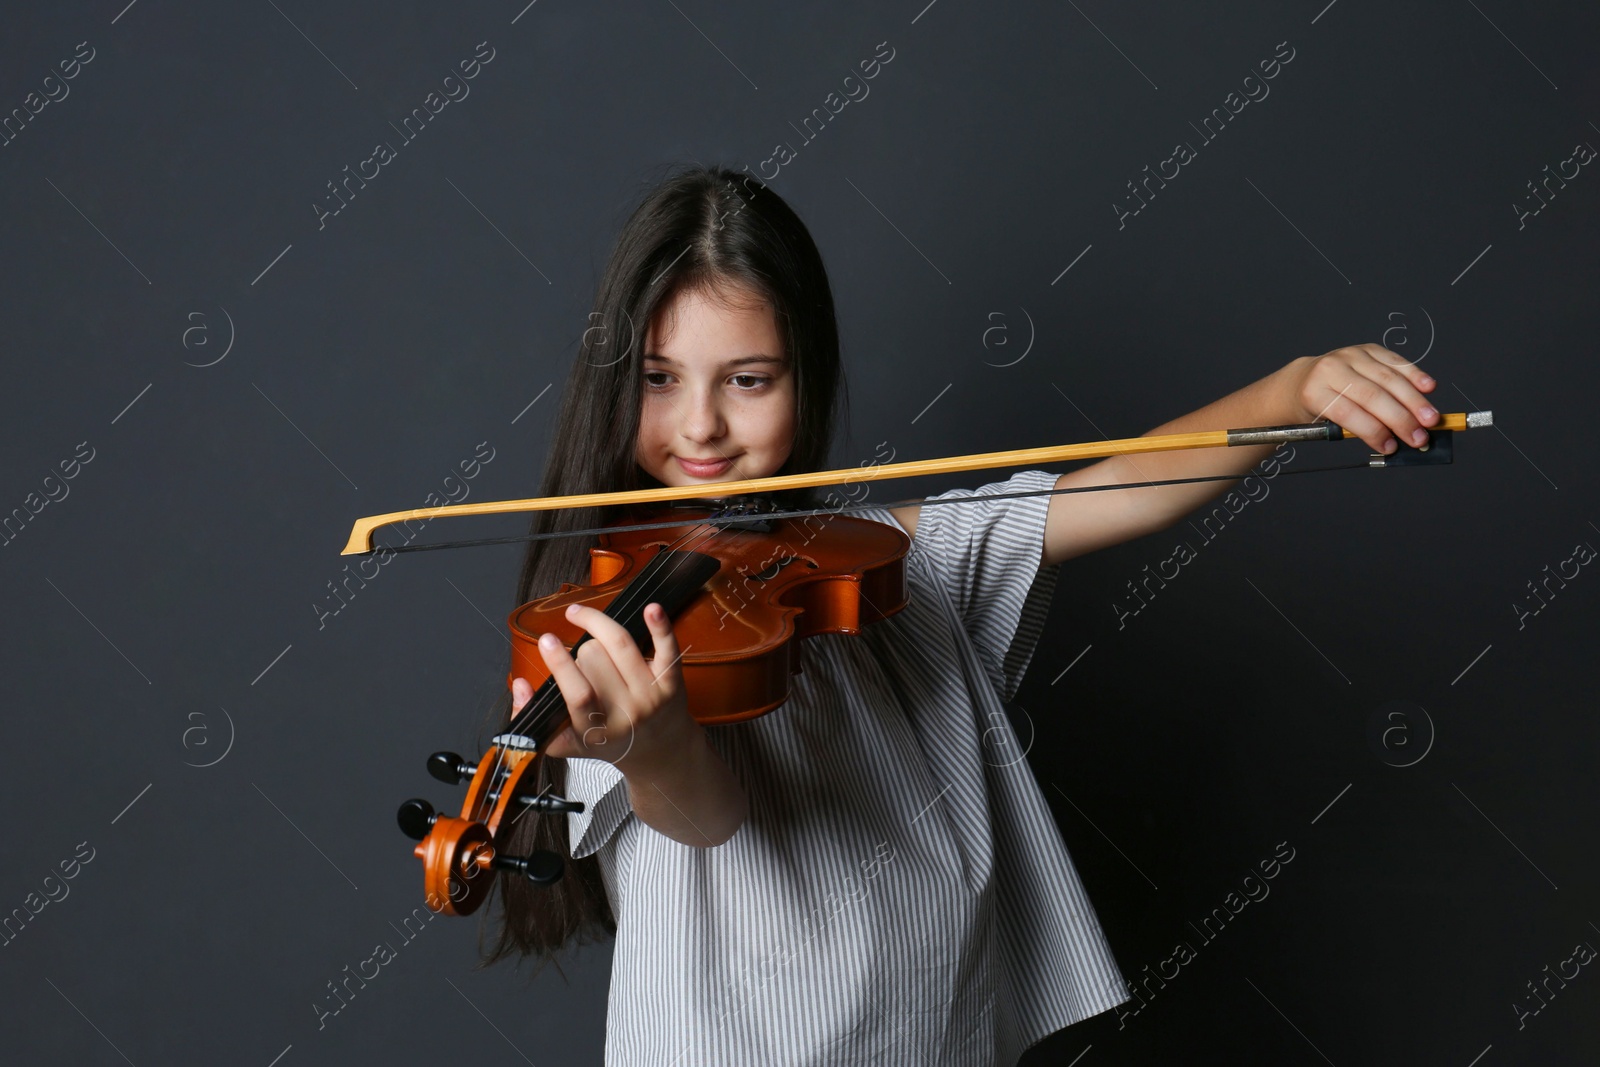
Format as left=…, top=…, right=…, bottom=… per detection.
left=508, top=504, right=911, bottom=724
left=398, top=500, right=909, bottom=915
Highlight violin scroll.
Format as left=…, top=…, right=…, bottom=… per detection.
left=397, top=742, right=586, bottom=915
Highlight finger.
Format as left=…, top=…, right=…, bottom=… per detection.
left=1321, top=383, right=1404, bottom=454
left=546, top=632, right=639, bottom=756
left=565, top=601, right=657, bottom=700
left=1358, top=342, right=1432, bottom=382
left=510, top=676, right=535, bottom=723
left=1360, top=342, right=1436, bottom=392
left=1356, top=345, right=1439, bottom=424
left=1349, top=356, right=1438, bottom=442
left=571, top=636, right=633, bottom=718
left=641, top=603, right=684, bottom=698
left=535, top=633, right=604, bottom=751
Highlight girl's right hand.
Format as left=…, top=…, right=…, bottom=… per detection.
left=511, top=601, right=697, bottom=771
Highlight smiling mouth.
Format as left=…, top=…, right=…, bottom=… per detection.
left=674, top=455, right=736, bottom=477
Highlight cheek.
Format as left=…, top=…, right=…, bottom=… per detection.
left=762, top=391, right=798, bottom=456
left=636, top=399, right=667, bottom=450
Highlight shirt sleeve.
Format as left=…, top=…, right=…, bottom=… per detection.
left=562, top=757, right=632, bottom=859
left=903, top=468, right=1061, bottom=703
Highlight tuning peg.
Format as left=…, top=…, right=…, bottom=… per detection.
left=427, top=751, right=476, bottom=785
left=517, top=793, right=586, bottom=815
left=396, top=798, right=437, bottom=841
left=491, top=849, right=563, bottom=885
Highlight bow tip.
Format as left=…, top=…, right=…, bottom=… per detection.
left=341, top=527, right=374, bottom=556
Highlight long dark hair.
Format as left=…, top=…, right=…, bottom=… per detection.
left=477, top=163, right=848, bottom=971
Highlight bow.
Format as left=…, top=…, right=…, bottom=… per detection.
left=341, top=411, right=1493, bottom=556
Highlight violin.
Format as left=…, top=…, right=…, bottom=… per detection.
left=351, top=411, right=1493, bottom=916
left=393, top=497, right=910, bottom=916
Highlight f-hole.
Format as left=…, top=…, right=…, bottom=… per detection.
left=749, top=555, right=815, bottom=583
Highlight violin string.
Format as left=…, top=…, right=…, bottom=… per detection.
left=375, top=459, right=1379, bottom=555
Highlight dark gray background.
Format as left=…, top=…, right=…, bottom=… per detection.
left=2, top=1, right=1596, bottom=1063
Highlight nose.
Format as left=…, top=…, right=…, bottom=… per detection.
left=679, top=383, right=727, bottom=446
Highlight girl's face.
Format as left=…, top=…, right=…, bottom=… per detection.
left=635, top=284, right=796, bottom=487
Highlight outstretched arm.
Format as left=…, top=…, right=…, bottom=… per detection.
left=1037, top=344, right=1438, bottom=566
left=888, top=344, right=1438, bottom=566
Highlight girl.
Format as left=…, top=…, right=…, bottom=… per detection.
left=479, top=164, right=1439, bottom=1064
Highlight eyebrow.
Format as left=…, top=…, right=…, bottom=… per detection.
left=643, top=353, right=787, bottom=367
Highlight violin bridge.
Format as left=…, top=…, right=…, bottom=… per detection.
left=659, top=494, right=781, bottom=532
left=702, top=494, right=783, bottom=533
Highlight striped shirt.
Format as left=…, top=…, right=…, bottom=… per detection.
left=565, top=469, right=1131, bottom=1065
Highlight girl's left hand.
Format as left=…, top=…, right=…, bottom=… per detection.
left=1283, top=344, right=1440, bottom=454
left=527, top=601, right=696, bottom=772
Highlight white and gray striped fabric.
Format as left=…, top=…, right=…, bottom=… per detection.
left=564, top=469, right=1131, bottom=1065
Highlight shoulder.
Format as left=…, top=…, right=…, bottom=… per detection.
left=885, top=469, right=1059, bottom=547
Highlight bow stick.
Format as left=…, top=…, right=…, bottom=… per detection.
left=341, top=411, right=1493, bottom=556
